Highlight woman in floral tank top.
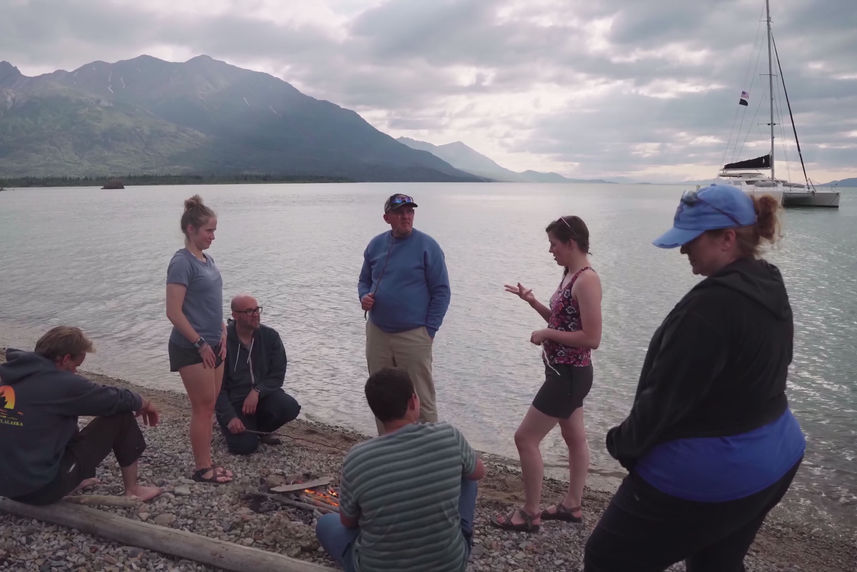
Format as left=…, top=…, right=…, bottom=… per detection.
left=493, top=215, right=603, bottom=533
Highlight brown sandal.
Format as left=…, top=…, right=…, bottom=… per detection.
left=540, top=502, right=582, bottom=523
left=192, top=466, right=232, bottom=484
left=492, top=508, right=540, bottom=533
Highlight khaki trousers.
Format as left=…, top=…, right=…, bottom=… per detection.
left=366, top=320, right=436, bottom=432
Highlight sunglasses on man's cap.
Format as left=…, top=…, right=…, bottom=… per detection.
left=384, top=194, right=418, bottom=213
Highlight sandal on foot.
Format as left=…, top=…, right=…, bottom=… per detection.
left=192, top=467, right=232, bottom=484
left=492, top=508, right=540, bottom=533
left=540, top=502, right=582, bottom=523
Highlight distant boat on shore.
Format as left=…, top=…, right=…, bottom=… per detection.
left=102, top=178, right=125, bottom=189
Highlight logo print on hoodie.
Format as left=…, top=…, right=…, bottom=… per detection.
left=0, top=386, right=23, bottom=427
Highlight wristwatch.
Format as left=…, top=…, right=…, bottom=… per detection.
left=192, top=337, right=206, bottom=349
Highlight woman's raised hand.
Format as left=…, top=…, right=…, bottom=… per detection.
left=504, top=282, right=535, bottom=304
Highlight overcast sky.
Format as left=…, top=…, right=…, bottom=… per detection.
left=2, top=0, right=855, bottom=182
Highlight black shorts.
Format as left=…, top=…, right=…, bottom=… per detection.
left=532, top=363, right=593, bottom=418
left=168, top=341, right=223, bottom=372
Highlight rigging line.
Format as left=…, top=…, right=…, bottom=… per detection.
left=772, top=33, right=814, bottom=191
left=741, top=5, right=768, bottom=91
left=723, top=8, right=767, bottom=166
left=737, top=84, right=764, bottom=161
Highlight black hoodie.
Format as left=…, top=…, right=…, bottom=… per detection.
left=214, top=322, right=288, bottom=425
left=0, top=350, right=142, bottom=497
left=606, top=257, right=793, bottom=469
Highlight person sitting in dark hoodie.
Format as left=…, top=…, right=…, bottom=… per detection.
left=0, top=326, right=161, bottom=505
left=215, top=294, right=301, bottom=455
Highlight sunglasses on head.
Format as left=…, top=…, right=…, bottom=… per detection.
left=680, top=190, right=742, bottom=226
left=388, top=195, right=415, bottom=208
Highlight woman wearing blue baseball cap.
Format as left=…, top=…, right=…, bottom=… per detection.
left=584, top=184, right=805, bottom=571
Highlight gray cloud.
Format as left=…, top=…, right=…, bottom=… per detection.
left=1, top=0, right=854, bottom=181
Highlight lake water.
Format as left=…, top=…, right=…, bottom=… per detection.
left=1, top=182, right=855, bottom=527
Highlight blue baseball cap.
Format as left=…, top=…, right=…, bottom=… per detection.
left=653, top=184, right=757, bottom=249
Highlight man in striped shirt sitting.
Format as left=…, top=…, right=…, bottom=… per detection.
left=316, top=368, right=485, bottom=571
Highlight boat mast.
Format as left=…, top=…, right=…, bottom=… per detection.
left=766, top=0, right=775, bottom=182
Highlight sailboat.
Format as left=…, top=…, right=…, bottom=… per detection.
left=716, top=0, right=839, bottom=208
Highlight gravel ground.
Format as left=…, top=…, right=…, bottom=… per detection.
left=1, top=360, right=855, bottom=571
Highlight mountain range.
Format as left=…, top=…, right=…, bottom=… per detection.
left=397, top=137, right=610, bottom=183
left=0, top=55, right=481, bottom=182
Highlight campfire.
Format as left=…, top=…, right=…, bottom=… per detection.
left=268, top=476, right=340, bottom=515
left=299, top=487, right=340, bottom=513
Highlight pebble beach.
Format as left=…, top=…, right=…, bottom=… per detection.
left=1, top=357, right=855, bottom=571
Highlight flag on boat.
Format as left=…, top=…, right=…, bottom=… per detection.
left=739, top=90, right=749, bottom=106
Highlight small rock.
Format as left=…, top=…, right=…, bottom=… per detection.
left=265, top=475, right=286, bottom=488
left=152, top=514, right=176, bottom=527
left=173, top=485, right=191, bottom=496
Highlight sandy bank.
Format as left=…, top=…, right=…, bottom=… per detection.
left=0, top=355, right=854, bottom=571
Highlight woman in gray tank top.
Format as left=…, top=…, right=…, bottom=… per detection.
left=166, top=195, right=232, bottom=484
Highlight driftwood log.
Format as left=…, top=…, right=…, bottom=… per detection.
left=62, top=495, right=141, bottom=507
left=0, top=497, right=334, bottom=571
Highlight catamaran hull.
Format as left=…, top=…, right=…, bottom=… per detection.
left=782, top=191, right=840, bottom=208
left=715, top=178, right=784, bottom=204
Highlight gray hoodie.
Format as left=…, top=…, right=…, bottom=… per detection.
left=0, top=349, right=142, bottom=497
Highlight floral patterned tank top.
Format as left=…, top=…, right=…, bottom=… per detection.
left=543, top=266, right=593, bottom=367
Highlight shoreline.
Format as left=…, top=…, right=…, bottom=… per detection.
left=1, top=357, right=855, bottom=570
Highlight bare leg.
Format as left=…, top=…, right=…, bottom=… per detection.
left=556, top=406, right=588, bottom=518
left=179, top=362, right=230, bottom=481
left=512, top=406, right=559, bottom=524
left=120, top=461, right=162, bottom=501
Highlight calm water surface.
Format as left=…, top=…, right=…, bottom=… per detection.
left=1, top=182, right=855, bottom=527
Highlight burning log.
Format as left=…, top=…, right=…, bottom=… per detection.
left=270, top=477, right=332, bottom=494
left=301, top=488, right=340, bottom=510
left=261, top=493, right=336, bottom=515
left=298, top=494, right=338, bottom=513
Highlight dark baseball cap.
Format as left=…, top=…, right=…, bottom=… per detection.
left=384, top=193, right=418, bottom=213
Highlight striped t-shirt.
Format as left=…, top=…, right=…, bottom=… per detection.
left=339, top=422, right=478, bottom=572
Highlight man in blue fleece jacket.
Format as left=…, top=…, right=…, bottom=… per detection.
left=358, top=193, right=451, bottom=430
left=0, top=326, right=160, bottom=504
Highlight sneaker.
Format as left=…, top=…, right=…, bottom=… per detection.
left=260, top=434, right=282, bottom=445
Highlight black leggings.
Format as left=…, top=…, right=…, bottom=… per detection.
left=584, top=458, right=802, bottom=572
